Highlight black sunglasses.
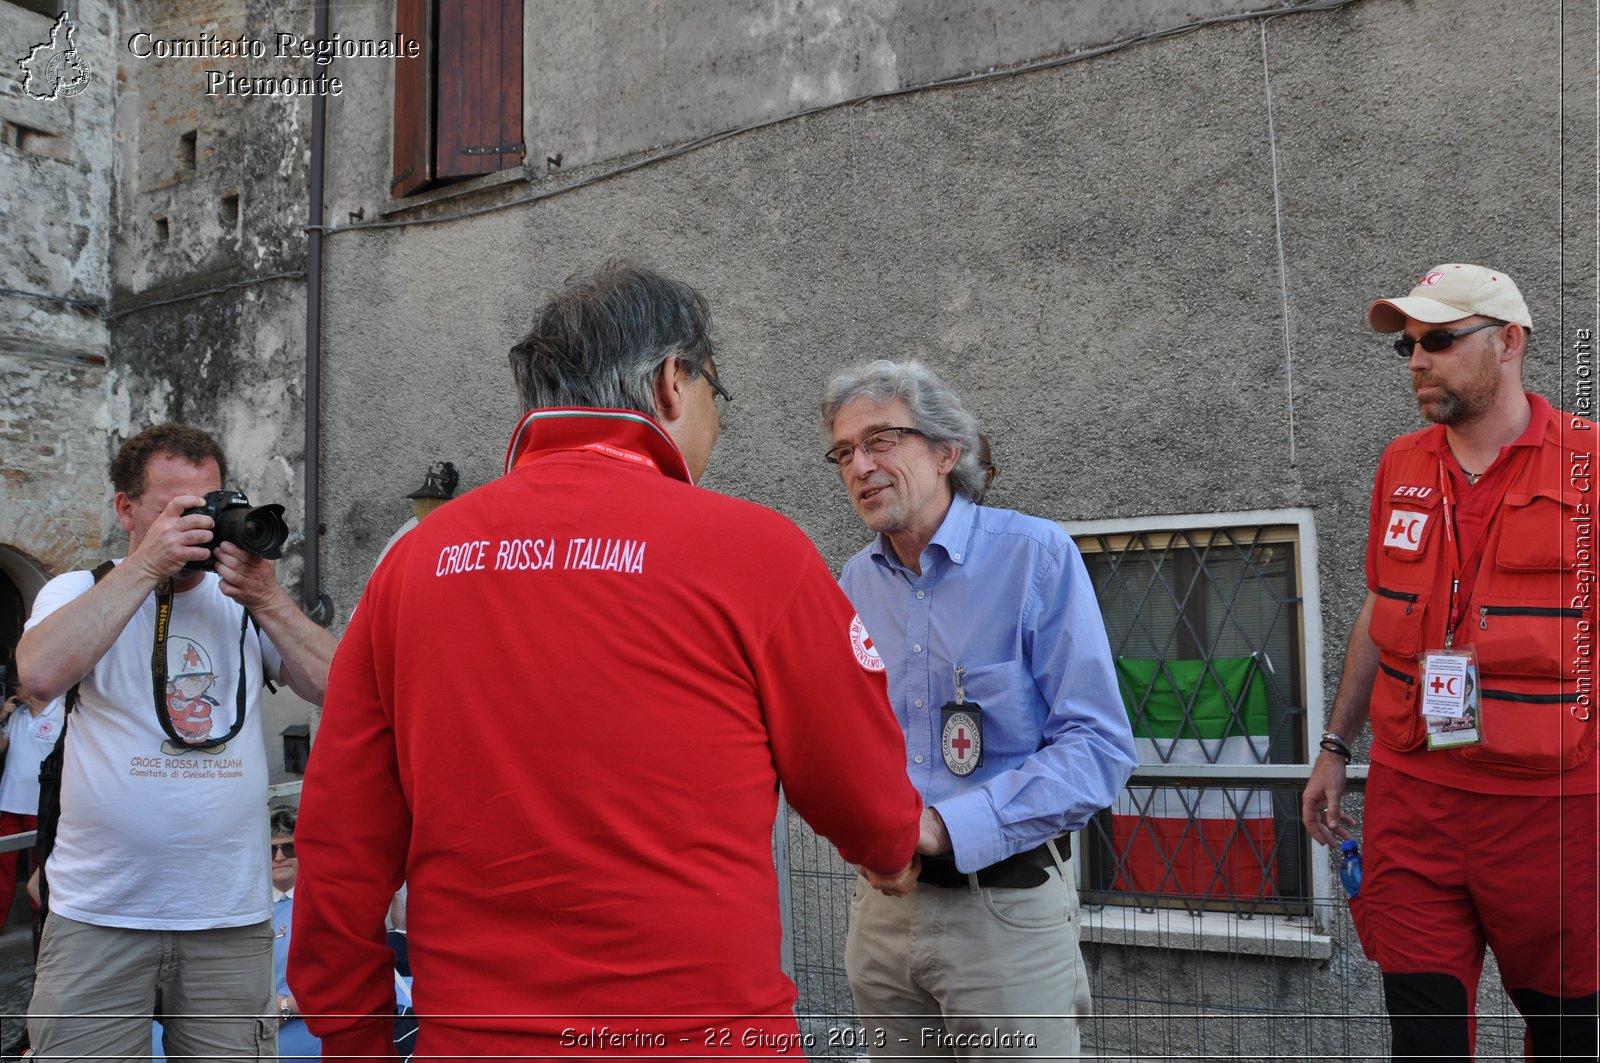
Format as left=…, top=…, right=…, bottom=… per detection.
left=272, top=842, right=296, bottom=859
left=1393, top=321, right=1503, bottom=358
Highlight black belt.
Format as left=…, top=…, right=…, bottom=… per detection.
left=915, top=835, right=1070, bottom=890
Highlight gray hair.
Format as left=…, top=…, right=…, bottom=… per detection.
left=820, top=359, right=985, bottom=502
left=509, top=261, right=717, bottom=415
left=269, top=807, right=297, bottom=836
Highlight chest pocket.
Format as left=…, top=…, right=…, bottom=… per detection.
left=1462, top=484, right=1594, bottom=775
left=1472, top=486, right=1585, bottom=679
left=958, top=658, right=1040, bottom=761
left=1368, top=493, right=1443, bottom=660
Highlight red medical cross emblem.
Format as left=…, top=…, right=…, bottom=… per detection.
left=951, top=728, right=972, bottom=759
left=1430, top=676, right=1446, bottom=694
left=1389, top=516, right=1409, bottom=539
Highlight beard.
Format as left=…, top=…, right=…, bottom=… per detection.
left=1417, top=386, right=1474, bottom=426
left=1414, top=360, right=1500, bottom=427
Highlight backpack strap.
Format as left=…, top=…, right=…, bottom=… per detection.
left=34, top=559, right=116, bottom=949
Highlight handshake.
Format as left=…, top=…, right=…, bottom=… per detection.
left=865, top=807, right=952, bottom=897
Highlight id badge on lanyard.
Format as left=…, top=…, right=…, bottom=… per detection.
left=940, top=664, right=983, bottom=776
left=1421, top=460, right=1507, bottom=750
left=1422, top=647, right=1481, bottom=749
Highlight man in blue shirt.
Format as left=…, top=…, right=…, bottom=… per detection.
left=822, top=359, right=1137, bottom=1058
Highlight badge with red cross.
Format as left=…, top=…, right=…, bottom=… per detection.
left=1382, top=509, right=1429, bottom=552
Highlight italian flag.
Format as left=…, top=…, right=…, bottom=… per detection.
left=1109, top=655, right=1277, bottom=899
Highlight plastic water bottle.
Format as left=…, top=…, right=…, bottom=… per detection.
left=1339, top=839, right=1362, bottom=899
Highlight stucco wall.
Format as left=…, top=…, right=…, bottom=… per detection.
left=316, top=0, right=1589, bottom=602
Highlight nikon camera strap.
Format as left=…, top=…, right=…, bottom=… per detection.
left=149, top=579, right=254, bottom=750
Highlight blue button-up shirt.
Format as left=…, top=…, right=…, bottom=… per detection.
left=840, top=493, right=1138, bottom=873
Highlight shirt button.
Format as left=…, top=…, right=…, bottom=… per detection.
left=953, top=553, right=962, bottom=561
left=913, top=644, right=922, bottom=653
left=914, top=698, right=924, bottom=708
left=914, top=755, right=925, bottom=764
left=916, top=591, right=925, bottom=600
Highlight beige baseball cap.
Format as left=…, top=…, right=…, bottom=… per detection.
left=1368, top=263, right=1532, bottom=333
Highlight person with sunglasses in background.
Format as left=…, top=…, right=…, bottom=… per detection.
left=269, top=808, right=319, bottom=1060
left=1303, top=264, right=1597, bottom=1061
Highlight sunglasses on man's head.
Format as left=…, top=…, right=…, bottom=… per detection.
left=1393, top=321, right=1503, bottom=358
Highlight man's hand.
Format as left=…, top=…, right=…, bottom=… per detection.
left=214, top=543, right=287, bottom=612
left=865, top=855, right=920, bottom=897
left=916, top=806, right=951, bottom=856
left=1300, top=752, right=1355, bottom=847
left=130, top=496, right=214, bottom=582
left=213, top=541, right=338, bottom=705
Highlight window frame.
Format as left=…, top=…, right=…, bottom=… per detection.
left=391, top=0, right=524, bottom=200
left=1059, top=507, right=1342, bottom=943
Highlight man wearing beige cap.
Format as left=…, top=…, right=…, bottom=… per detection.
left=1303, top=264, right=1597, bottom=1060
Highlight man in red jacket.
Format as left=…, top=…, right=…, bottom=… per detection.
left=1302, top=263, right=1597, bottom=1060
left=290, top=262, right=922, bottom=1059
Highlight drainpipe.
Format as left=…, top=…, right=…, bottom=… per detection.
left=302, top=0, right=333, bottom=625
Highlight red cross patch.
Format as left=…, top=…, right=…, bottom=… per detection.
left=849, top=614, right=884, bottom=673
left=1382, top=509, right=1429, bottom=552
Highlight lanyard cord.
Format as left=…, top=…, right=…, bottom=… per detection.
left=150, top=581, right=252, bottom=749
left=1437, top=452, right=1524, bottom=646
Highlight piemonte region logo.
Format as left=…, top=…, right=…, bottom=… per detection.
left=19, top=12, right=91, bottom=101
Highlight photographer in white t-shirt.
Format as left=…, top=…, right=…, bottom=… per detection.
left=13, top=422, right=337, bottom=1059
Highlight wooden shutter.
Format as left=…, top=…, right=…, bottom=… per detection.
left=436, top=0, right=524, bottom=180
left=391, top=0, right=434, bottom=198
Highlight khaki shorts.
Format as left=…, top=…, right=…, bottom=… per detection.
left=29, top=912, right=276, bottom=1061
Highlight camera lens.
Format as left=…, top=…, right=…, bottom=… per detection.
left=238, top=506, right=289, bottom=559
left=214, top=502, right=288, bottom=560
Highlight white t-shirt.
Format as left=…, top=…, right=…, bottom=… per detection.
left=0, top=697, right=64, bottom=815
left=26, top=561, right=281, bottom=930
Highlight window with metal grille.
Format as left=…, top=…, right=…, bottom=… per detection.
left=392, top=0, right=525, bottom=199
left=1067, top=515, right=1313, bottom=916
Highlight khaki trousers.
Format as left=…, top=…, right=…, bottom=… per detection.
left=845, top=857, right=1092, bottom=1061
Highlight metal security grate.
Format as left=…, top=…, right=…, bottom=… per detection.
left=1076, top=526, right=1309, bottom=913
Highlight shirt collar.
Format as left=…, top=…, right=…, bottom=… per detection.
left=869, top=492, right=977, bottom=571
left=274, top=886, right=294, bottom=903
left=503, top=408, right=693, bottom=484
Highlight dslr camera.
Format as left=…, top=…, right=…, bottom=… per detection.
left=183, top=490, right=289, bottom=571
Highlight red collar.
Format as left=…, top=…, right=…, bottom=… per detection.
left=502, top=408, right=693, bottom=484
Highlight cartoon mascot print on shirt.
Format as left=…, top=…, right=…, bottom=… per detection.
left=163, top=636, right=226, bottom=755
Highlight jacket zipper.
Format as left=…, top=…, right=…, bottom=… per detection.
left=1480, top=687, right=1581, bottom=704
left=1377, top=586, right=1420, bottom=616
left=1478, top=604, right=1583, bottom=629
left=1379, top=662, right=1415, bottom=686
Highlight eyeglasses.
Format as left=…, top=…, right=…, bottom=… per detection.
left=701, top=365, right=733, bottom=405
left=1393, top=321, right=1503, bottom=358
left=825, top=427, right=926, bottom=466
left=272, top=842, right=296, bottom=859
